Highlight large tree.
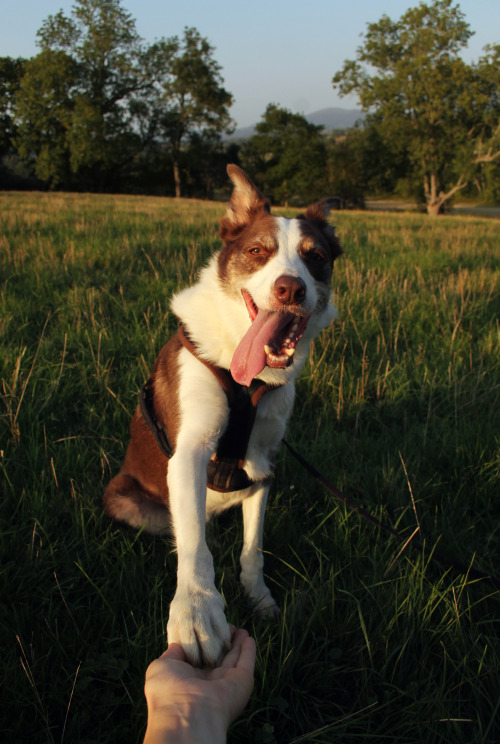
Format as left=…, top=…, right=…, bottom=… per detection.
left=15, top=50, right=79, bottom=187
left=157, top=27, right=233, bottom=198
left=332, top=0, right=500, bottom=215
left=240, top=104, right=328, bottom=206
left=14, top=0, right=171, bottom=189
left=13, top=3, right=232, bottom=194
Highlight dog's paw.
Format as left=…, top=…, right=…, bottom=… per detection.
left=167, top=586, right=231, bottom=667
left=252, top=592, right=280, bottom=619
left=253, top=594, right=281, bottom=620
left=241, top=576, right=280, bottom=619
left=240, top=570, right=280, bottom=620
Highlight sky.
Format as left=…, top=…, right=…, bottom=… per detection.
left=1, top=0, right=499, bottom=128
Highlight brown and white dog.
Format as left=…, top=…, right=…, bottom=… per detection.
left=104, top=165, right=342, bottom=666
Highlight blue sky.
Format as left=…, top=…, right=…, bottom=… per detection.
left=1, top=0, right=498, bottom=127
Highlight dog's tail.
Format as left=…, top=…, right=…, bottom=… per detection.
left=103, top=474, right=171, bottom=536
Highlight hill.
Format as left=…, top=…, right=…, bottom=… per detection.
left=229, top=106, right=363, bottom=140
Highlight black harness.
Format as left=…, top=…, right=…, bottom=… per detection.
left=139, top=326, right=281, bottom=493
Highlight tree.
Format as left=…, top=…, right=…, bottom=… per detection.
left=240, top=104, right=328, bottom=206
left=157, top=27, right=233, bottom=197
left=472, top=43, right=500, bottom=193
left=182, top=131, right=237, bottom=199
left=15, top=50, right=79, bottom=187
left=332, top=0, right=500, bottom=215
left=14, top=0, right=169, bottom=190
left=0, top=57, right=37, bottom=189
left=325, top=123, right=411, bottom=206
left=13, top=3, right=232, bottom=195
left=0, top=57, right=25, bottom=158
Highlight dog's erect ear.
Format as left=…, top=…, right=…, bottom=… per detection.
left=220, top=165, right=270, bottom=240
left=299, top=199, right=343, bottom=260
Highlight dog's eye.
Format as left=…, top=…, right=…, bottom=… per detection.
left=307, top=250, right=325, bottom=263
left=248, top=246, right=261, bottom=255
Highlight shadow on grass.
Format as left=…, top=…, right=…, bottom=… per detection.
left=1, top=369, right=499, bottom=743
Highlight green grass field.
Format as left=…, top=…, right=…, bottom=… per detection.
left=1, top=191, right=499, bottom=743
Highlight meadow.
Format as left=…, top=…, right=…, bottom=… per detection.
left=0, top=190, right=499, bottom=743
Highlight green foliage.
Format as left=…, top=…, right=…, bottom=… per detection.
left=241, top=104, right=328, bottom=205
left=156, top=27, right=234, bottom=197
left=325, top=124, right=412, bottom=206
left=15, top=50, right=79, bottom=187
left=11, top=1, right=233, bottom=195
left=1, top=192, right=499, bottom=742
left=0, top=57, right=25, bottom=158
left=332, top=0, right=500, bottom=214
left=14, top=0, right=152, bottom=190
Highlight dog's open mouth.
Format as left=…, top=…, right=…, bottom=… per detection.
left=230, top=290, right=310, bottom=386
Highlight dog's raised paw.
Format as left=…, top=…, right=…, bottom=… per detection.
left=167, top=586, right=231, bottom=667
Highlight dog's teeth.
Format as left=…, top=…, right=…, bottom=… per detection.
left=284, top=348, right=295, bottom=357
left=264, top=344, right=271, bottom=355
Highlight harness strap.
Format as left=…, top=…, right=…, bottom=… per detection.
left=139, top=380, right=173, bottom=458
left=140, top=326, right=281, bottom=493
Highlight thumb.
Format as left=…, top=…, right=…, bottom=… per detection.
left=159, top=643, right=187, bottom=662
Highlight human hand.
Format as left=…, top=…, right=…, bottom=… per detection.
left=143, top=626, right=256, bottom=744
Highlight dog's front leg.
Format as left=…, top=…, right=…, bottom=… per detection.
left=166, top=444, right=231, bottom=667
left=240, top=484, right=279, bottom=617
left=166, top=350, right=231, bottom=667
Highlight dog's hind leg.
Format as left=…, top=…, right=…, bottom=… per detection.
left=103, top=474, right=171, bottom=536
left=240, top=483, right=279, bottom=617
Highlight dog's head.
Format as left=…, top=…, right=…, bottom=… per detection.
left=218, top=165, right=342, bottom=386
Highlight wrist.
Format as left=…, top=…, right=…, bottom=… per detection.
left=144, top=699, right=227, bottom=744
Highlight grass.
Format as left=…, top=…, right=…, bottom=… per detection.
left=1, top=191, right=499, bottom=743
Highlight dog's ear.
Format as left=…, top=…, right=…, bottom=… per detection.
left=298, top=199, right=343, bottom=260
left=219, top=165, right=270, bottom=240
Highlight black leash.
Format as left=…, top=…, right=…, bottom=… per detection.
left=283, top=439, right=500, bottom=591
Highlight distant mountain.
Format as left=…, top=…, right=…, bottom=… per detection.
left=306, top=107, right=363, bottom=130
left=228, top=124, right=256, bottom=141
left=228, top=107, right=363, bottom=140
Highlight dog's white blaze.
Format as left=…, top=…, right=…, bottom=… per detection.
left=243, top=217, right=319, bottom=316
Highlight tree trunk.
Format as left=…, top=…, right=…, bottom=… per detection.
left=424, top=171, right=467, bottom=216
left=424, top=172, right=441, bottom=216
left=427, top=201, right=442, bottom=217
left=173, top=159, right=181, bottom=198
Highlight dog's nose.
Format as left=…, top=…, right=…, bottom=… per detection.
left=274, top=275, right=306, bottom=306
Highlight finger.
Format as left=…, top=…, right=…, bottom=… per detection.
left=219, top=628, right=249, bottom=669
left=235, top=635, right=256, bottom=677
left=160, top=643, right=187, bottom=662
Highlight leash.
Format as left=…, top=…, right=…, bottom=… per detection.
left=282, top=439, right=500, bottom=591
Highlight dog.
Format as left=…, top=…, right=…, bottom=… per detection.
left=103, top=165, right=342, bottom=666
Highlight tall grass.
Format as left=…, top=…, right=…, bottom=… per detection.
left=1, top=192, right=499, bottom=743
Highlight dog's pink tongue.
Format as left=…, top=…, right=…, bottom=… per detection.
left=230, top=309, right=291, bottom=386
